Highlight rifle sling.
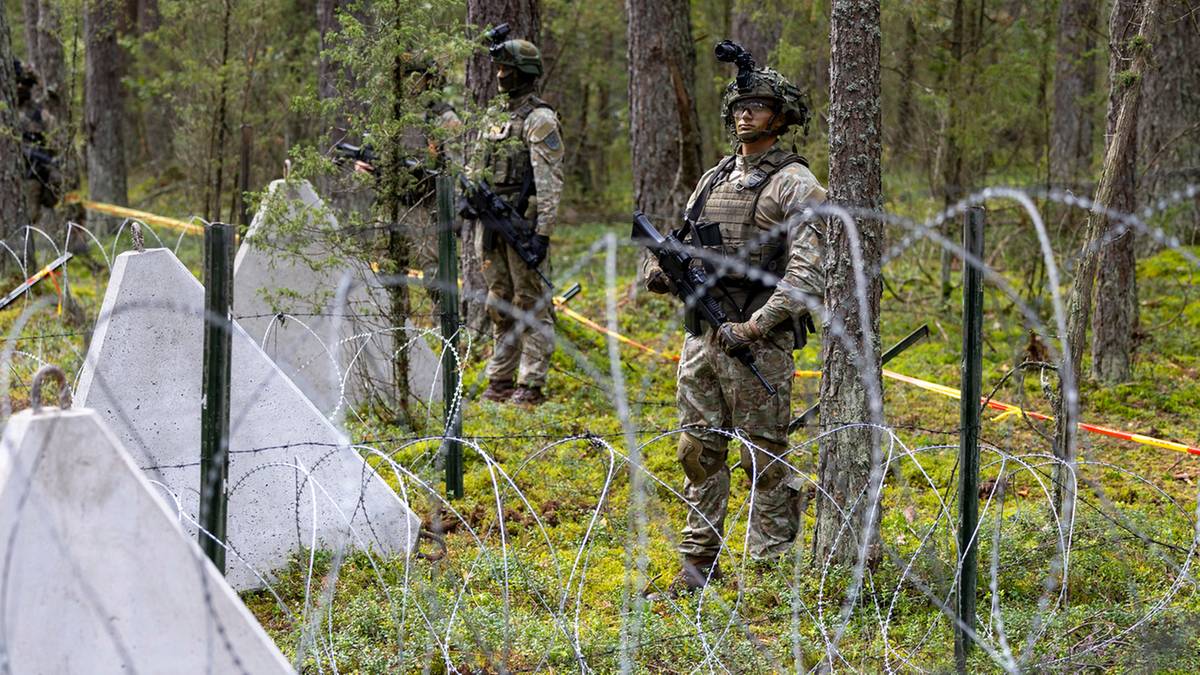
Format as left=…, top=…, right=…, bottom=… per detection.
left=515, top=163, right=536, bottom=221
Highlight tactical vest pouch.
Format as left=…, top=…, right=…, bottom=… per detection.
left=693, top=221, right=723, bottom=247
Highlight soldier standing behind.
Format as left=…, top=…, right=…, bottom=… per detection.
left=644, top=42, right=826, bottom=595
left=15, top=62, right=61, bottom=234
left=476, top=33, right=564, bottom=406
left=348, top=57, right=462, bottom=315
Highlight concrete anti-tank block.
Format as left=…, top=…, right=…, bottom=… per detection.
left=0, top=406, right=294, bottom=672
left=75, top=247, right=420, bottom=590
left=233, top=178, right=442, bottom=417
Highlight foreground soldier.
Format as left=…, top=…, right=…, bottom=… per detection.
left=476, top=33, right=564, bottom=406
left=644, top=43, right=826, bottom=595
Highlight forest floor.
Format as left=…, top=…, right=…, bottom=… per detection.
left=3, top=211, right=1199, bottom=672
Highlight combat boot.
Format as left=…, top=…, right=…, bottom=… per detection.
left=482, top=378, right=516, bottom=402
left=647, top=556, right=721, bottom=600
left=510, top=385, right=545, bottom=406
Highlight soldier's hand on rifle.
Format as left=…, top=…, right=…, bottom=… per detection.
left=354, top=159, right=375, bottom=174
left=528, top=234, right=550, bottom=267
left=644, top=264, right=675, bottom=295
left=717, top=319, right=765, bottom=355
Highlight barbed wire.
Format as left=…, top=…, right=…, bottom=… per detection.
left=0, top=188, right=1197, bottom=672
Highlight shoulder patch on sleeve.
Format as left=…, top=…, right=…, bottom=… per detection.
left=524, top=108, right=560, bottom=143
left=542, top=130, right=562, bottom=151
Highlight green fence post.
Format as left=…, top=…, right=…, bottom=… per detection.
left=199, top=221, right=235, bottom=573
left=955, top=206, right=985, bottom=670
left=436, top=176, right=463, bottom=499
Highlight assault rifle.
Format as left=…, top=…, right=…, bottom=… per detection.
left=632, top=211, right=775, bottom=395
left=22, top=146, right=58, bottom=180
left=333, top=142, right=438, bottom=181
left=334, top=141, right=379, bottom=168
left=458, top=175, right=553, bottom=289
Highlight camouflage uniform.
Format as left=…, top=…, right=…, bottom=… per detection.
left=403, top=105, right=463, bottom=287
left=17, top=67, right=60, bottom=231
left=666, top=146, right=826, bottom=562
left=477, top=92, right=564, bottom=391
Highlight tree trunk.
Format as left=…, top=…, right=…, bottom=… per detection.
left=29, top=0, right=83, bottom=251
left=30, top=0, right=66, bottom=126
left=1, top=10, right=30, bottom=252
left=893, top=14, right=918, bottom=155
left=383, top=32, right=415, bottom=431
left=625, top=0, right=703, bottom=220
left=465, top=0, right=540, bottom=105
left=461, top=0, right=539, bottom=338
left=1055, top=0, right=1162, bottom=508
left=730, top=0, right=782, bottom=62
left=1137, top=0, right=1200, bottom=241
left=316, top=0, right=342, bottom=104
left=1091, top=0, right=1141, bottom=383
left=939, top=0, right=966, bottom=304
left=1049, top=0, right=1099, bottom=190
left=84, top=0, right=129, bottom=233
left=813, top=0, right=884, bottom=569
left=21, top=0, right=38, bottom=63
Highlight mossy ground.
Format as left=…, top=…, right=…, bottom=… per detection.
left=2, top=212, right=1197, bottom=672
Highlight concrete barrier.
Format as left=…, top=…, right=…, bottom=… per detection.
left=75, top=247, right=421, bottom=590
left=0, top=405, right=294, bottom=672
left=233, top=179, right=442, bottom=417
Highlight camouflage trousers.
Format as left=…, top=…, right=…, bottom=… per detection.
left=676, top=326, right=803, bottom=561
left=478, top=230, right=554, bottom=389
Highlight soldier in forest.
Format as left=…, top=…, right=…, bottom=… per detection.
left=15, top=61, right=61, bottom=231
left=643, top=46, right=827, bottom=596
left=347, top=56, right=462, bottom=312
left=474, top=33, right=564, bottom=406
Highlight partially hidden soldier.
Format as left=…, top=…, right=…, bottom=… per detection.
left=644, top=42, right=827, bottom=596
left=476, top=32, right=564, bottom=406
left=345, top=56, right=463, bottom=314
left=397, top=58, right=463, bottom=312
left=15, top=61, right=61, bottom=230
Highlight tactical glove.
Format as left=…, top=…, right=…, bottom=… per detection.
left=716, top=319, right=765, bottom=355
left=645, top=265, right=675, bottom=295
left=528, top=234, right=550, bottom=267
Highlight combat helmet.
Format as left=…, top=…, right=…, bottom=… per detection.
left=715, top=40, right=809, bottom=137
left=487, top=24, right=543, bottom=77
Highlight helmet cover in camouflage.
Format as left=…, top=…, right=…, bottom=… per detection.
left=490, top=39, right=543, bottom=77
left=720, top=67, right=810, bottom=137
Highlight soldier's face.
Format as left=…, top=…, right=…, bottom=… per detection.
left=733, top=99, right=778, bottom=138
left=497, top=64, right=519, bottom=92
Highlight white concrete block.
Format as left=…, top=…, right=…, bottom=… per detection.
left=75, top=248, right=420, bottom=590
left=233, top=178, right=442, bottom=417
left=0, top=406, right=294, bottom=673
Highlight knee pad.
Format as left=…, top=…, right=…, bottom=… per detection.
left=740, top=437, right=791, bottom=491
left=678, top=432, right=722, bottom=484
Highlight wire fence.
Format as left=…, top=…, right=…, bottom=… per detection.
left=0, top=184, right=1198, bottom=672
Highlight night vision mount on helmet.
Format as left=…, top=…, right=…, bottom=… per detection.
left=715, top=40, right=810, bottom=137
left=486, top=23, right=544, bottom=77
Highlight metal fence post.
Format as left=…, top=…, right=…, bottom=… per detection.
left=200, top=221, right=235, bottom=572
left=955, top=206, right=985, bottom=670
left=436, top=175, right=464, bottom=499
